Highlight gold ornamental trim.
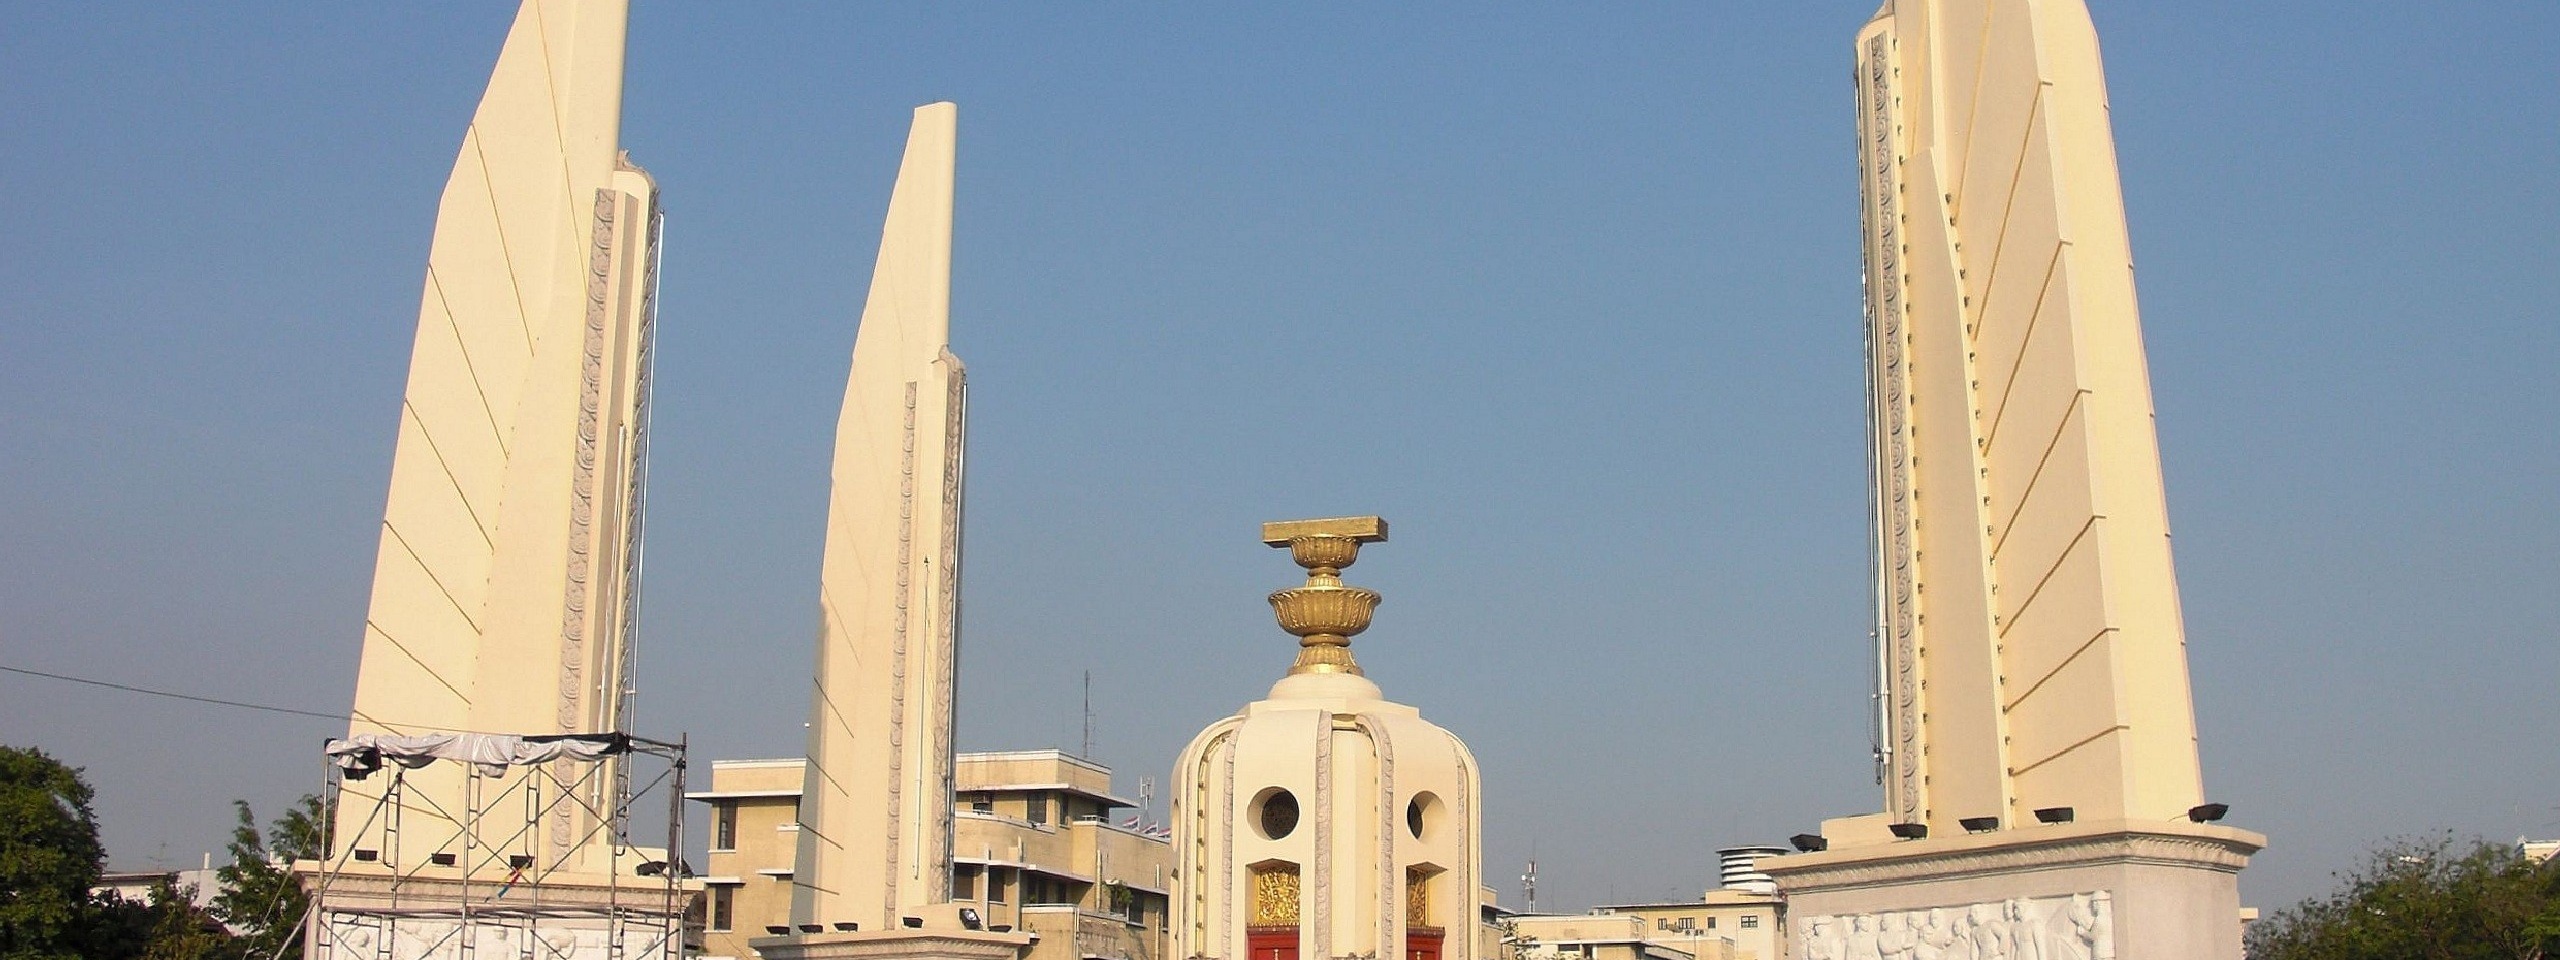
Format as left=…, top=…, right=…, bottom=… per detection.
left=1259, top=517, right=1390, bottom=676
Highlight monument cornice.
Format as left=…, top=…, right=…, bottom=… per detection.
left=750, top=928, right=1032, bottom=960
left=1759, top=820, right=2264, bottom=895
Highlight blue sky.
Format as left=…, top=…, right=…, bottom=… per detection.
left=1, top=2, right=2552, bottom=912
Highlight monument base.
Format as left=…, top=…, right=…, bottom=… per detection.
left=750, top=928, right=1032, bottom=960
left=1759, top=819, right=2263, bottom=960
left=294, top=861, right=696, bottom=960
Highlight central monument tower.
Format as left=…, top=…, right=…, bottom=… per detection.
left=1172, top=518, right=1484, bottom=960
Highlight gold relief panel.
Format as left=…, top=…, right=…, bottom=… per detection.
left=1253, top=863, right=1301, bottom=926
left=1405, top=867, right=1431, bottom=926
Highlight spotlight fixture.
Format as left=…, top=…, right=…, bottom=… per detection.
left=1959, top=817, right=2000, bottom=834
left=1887, top=822, right=1930, bottom=840
left=339, top=749, right=383, bottom=781
left=1789, top=833, right=1829, bottom=853
left=2187, top=802, right=2230, bottom=823
left=958, top=908, right=984, bottom=931
left=990, top=924, right=1014, bottom=933
left=508, top=855, right=535, bottom=870
left=2033, top=807, right=2075, bottom=824
left=833, top=922, right=859, bottom=932
left=765, top=926, right=791, bottom=936
left=903, top=917, right=925, bottom=929
left=430, top=853, right=458, bottom=867
left=636, top=861, right=667, bottom=877
left=353, top=849, right=379, bottom=862
left=797, top=924, right=825, bottom=934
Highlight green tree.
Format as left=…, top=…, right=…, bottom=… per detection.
left=2247, top=834, right=2560, bottom=960
left=0, top=745, right=107, bottom=960
left=211, top=795, right=324, bottom=960
left=134, top=879, right=228, bottom=960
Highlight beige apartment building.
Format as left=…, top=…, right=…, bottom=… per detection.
left=1580, top=890, right=1782, bottom=960
left=690, top=751, right=1171, bottom=960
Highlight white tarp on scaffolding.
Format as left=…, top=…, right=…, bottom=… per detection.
left=327, top=733, right=628, bottom=777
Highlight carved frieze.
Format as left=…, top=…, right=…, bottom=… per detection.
left=1796, top=891, right=2113, bottom=960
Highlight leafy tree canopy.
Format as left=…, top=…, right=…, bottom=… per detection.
left=213, top=795, right=324, bottom=960
left=0, top=745, right=108, bottom=960
left=2248, top=834, right=2560, bottom=960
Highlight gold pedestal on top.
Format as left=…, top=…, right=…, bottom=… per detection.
left=1261, top=516, right=1389, bottom=676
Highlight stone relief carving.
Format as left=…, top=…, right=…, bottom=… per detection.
left=551, top=188, right=622, bottom=861
left=318, top=913, right=679, bottom=960
left=1857, top=28, right=1923, bottom=822
left=1798, top=891, right=2111, bottom=960
left=881, top=379, right=919, bottom=921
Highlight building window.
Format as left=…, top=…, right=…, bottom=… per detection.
left=1706, top=917, right=1717, bottom=929
left=714, top=802, right=738, bottom=850
left=955, top=865, right=979, bottom=900
left=1740, top=916, right=1759, bottom=929
left=990, top=868, right=1011, bottom=904
left=709, top=885, right=734, bottom=932
left=1027, top=794, right=1050, bottom=826
left=965, top=793, right=993, bottom=814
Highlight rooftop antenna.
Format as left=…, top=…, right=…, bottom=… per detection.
left=1522, top=858, right=1538, bottom=914
left=1080, top=669, right=1094, bottom=759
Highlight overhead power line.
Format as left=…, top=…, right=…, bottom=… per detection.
left=0, top=663, right=346, bottom=722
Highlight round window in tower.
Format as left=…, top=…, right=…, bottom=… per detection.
left=1406, top=792, right=1441, bottom=839
left=1253, top=788, right=1300, bottom=841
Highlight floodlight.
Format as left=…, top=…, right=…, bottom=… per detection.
left=430, top=853, right=458, bottom=866
left=833, top=922, right=859, bottom=932
left=508, top=855, right=535, bottom=869
left=765, top=926, right=791, bottom=936
left=353, top=849, right=379, bottom=862
left=959, top=908, right=984, bottom=930
left=903, top=917, right=925, bottom=929
left=2187, top=802, right=2230, bottom=823
left=1789, top=834, right=1828, bottom=853
left=2033, top=806, right=2075, bottom=824
left=1887, top=822, right=1929, bottom=840
left=797, top=924, right=824, bottom=934
left=1959, top=817, right=2000, bottom=834
left=636, top=861, right=667, bottom=876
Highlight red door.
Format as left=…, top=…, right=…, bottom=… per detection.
left=1407, top=928, right=1445, bottom=960
left=1249, top=927, right=1299, bottom=960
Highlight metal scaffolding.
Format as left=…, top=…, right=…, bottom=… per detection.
left=300, top=732, right=695, bottom=960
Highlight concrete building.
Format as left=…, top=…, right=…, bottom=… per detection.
left=96, top=865, right=225, bottom=920
left=690, top=751, right=1172, bottom=960
left=1172, top=518, right=1484, bottom=960
left=1495, top=911, right=1761, bottom=960
left=1571, top=893, right=1781, bottom=960
left=1762, top=1, right=2262, bottom=956
left=1512, top=848, right=1786, bottom=960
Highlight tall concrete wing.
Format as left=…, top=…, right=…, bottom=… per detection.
left=337, top=0, right=660, bottom=874
left=1855, top=0, right=2203, bottom=831
left=791, top=103, right=967, bottom=933
left=1765, top=6, right=2257, bottom=955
